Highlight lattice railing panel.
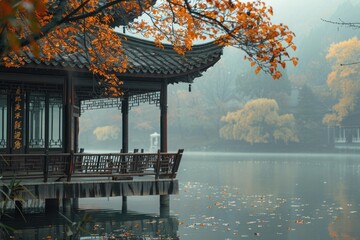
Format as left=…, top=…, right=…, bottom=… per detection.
left=80, top=92, right=160, bottom=112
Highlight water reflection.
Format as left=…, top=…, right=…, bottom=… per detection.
left=3, top=210, right=179, bottom=239
left=3, top=152, right=360, bottom=239
left=172, top=152, right=360, bottom=240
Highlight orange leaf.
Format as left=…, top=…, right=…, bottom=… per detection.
left=255, top=66, right=261, bottom=74
left=292, top=58, right=298, bottom=66
left=275, top=71, right=282, bottom=79
left=268, top=6, right=273, bottom=15
left=285, top=35, right=293, bottom=44
left=250, top=61, right=256, bottom=67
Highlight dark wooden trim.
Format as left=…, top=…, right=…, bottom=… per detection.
left=160, top=79, right=168, bottom=152
left=74, top=117, right=79, bottom=153
left=121, top=97, right=129, bottom=153
left=64, top=73, right=74, bottom=153
left=62, top=77, right=66, bottom=152
left=6, top=93, right=12, bottom=153
left=44, top=92, right=49, bottom=151
left=25, top=92, right=30, bottom=153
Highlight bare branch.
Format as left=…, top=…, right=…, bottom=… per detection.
left=340, top=61, right=360, bottom=66
left=321, top=18, right=360, bottom=29
left=66, top=0, right=128, bottom=22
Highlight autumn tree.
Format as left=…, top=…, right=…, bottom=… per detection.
left=1, top=0, right=297, bottom=95
left=323, top=37, right=360, bottom=126
left=220, top=98, right=298, bottom=144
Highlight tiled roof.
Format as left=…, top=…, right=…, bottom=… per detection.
left=122, top=35, right=223, bottom=77
left=7, top=34, right=223, bottom=82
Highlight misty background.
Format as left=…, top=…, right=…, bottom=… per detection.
left=79, top=0, right=360, bottom=152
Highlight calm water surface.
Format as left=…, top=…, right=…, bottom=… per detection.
left=6, top=152, right=360, bottom=239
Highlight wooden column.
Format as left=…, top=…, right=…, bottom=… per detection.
left=64, top=73, right=74, bottom=181
left=121, top=97, right=129, bottom=153
left=121, top=97, right=129, bottom=208
left=160, top=80, right=168, bottom=153
left=6, top=93, right=12, bottom=153
left=44, top=93, right=49, bottom=151
left=160, top=80, right=169, bottom=209
left=74, top=116, right=79, bottom=152
left=64, top=73, right=74, bottom=153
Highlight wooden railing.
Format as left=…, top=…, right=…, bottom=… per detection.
left=0, top=150, right=184, bottom=182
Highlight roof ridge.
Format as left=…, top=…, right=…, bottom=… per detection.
left=117, top=33, right=221, bottom=53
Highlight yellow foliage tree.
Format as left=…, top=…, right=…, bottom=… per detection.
left=323, top=37, right=360, bottom=126
left=220, top=98, right=298, bottom=144
left=0, top=0, right=297, bottom=95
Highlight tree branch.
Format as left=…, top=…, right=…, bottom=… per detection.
left=65, top=0, right=129, bottom=22
left=340, top=61, right=360, bottom=66
left=1, top=0, right=129, bottom=56
left=321, top=18, right=360, bottom=29
left=1, top=0, right=70, bottom=56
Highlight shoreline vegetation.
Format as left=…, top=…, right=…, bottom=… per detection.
left=81, top=142, right=360, bottom=155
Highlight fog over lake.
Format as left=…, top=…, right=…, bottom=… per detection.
left=5, top=151, right=360, bottom=239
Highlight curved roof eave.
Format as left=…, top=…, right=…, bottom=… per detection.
left=3, top=34, right=223, bottom=84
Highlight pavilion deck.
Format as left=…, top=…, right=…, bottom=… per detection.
left=0, top=150, right=184, bottom=183
left=0, top=150, right=183, bottom=204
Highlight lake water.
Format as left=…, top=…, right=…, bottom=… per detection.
left=4, top=152, right=360, bottom=239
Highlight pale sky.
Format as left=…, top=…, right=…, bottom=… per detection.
left=264, top=0, right=357, bottom=38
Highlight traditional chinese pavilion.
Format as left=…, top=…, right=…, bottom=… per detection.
left=0, top=34, right=222, bottom=155
left=0, top=0, right=223, bottom=213
left=0, top=33, right=222, bottom=212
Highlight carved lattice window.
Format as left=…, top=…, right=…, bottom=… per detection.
left=29, top=94, right=45, bottom=148
left=49, top=97, right=62, bottom=148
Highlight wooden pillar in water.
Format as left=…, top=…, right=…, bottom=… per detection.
left=45, top=199, right=59, bottom=213
left=121, top=97, right=129, bottom=211
left=160, top=79, right=170, bottom=215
